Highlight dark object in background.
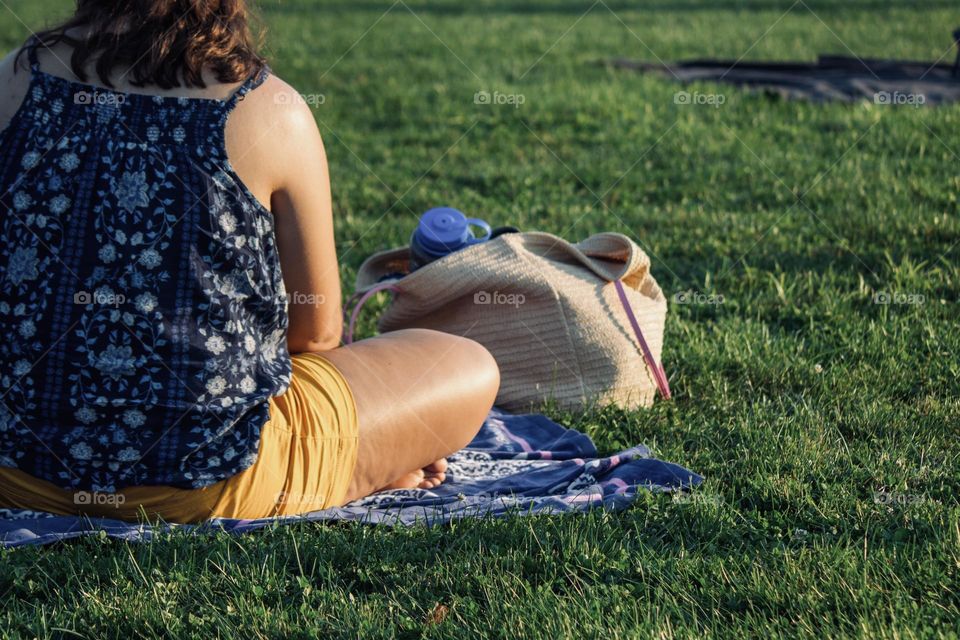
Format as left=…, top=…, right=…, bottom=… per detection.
left=609, top=50, right=960, bottom=106
left=953, top=27, right=960, bottom=77
left=491, top=225, right=521, bottom=238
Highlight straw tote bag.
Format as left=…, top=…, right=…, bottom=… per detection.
left=346, top=231, right=671, bottom=413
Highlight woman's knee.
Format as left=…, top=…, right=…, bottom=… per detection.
left=369, top=328, right=500, bottom=412
left=460, top=336, right=500, bottom=403
left=423, top=331, right=498, bottom=395
left=443, top=336, right=500, bottom=440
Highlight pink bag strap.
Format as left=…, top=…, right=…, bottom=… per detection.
left=613, top=280, right=671, bottom=399
left=343, top=282, right=401, bottom=345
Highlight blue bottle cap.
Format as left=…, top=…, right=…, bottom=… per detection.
left=416, top=207, right=471, bottom=254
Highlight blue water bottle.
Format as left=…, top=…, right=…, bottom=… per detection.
left=409, top=207, right=492, bottom=270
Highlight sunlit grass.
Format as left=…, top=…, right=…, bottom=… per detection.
left=1, top=0, right=958, bottom=637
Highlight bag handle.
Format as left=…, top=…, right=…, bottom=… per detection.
left=343, top=282, right=401, bottom=345
left=613, top=280, right=671, bottom=399
left=355, top=232, right=651, bottom=292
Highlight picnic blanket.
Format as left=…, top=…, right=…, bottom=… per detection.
left=608, top=55, right=960, bottom=105
left=0, top=409, right=702, bottom=548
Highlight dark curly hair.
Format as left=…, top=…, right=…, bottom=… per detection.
left=16, top=0, right=266, bottom=89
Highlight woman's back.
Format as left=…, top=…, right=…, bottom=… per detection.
left=0, top=2, right=501, bottom=522
left=0, top=40, right=292, bottom=492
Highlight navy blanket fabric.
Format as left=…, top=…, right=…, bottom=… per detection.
left=0, top=410, right=702, bottom=548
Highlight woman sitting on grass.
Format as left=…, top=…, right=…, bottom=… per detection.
left=0, top=0, right=499, bottom=522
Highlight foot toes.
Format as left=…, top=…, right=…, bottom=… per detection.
left=380, top=460, right=450, bottom=492
left=381, top=469, right=425, bottom=491
left=424, top=458, right=448, bottom=474
left=418, top=470, right=446, bottom=489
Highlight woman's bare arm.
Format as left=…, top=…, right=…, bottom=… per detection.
left=227, top=78, right=343, bottom=353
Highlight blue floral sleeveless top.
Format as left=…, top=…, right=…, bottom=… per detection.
left=0, top=44, right=292, bottom=492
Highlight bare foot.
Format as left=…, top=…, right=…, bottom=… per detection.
left=421, top=458, right=448, bottom=489
left=379, top=458, right=448, bottom=491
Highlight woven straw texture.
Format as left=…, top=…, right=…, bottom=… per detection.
left=356, top=232, right=667, bottom=413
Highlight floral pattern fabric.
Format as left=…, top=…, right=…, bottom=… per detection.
left=0, top=409, right=705, bottom=548
left=0, top=47, right=291, bottom=492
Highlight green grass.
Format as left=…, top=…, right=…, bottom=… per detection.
left=2, top=0, right=959, bottom=637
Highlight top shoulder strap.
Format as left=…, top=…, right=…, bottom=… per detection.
left=223, top=64, right=271, bottom=112
left=23, top=36, right=41, bottom=73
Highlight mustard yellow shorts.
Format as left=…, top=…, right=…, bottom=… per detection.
left=0, top=353, right=359, bottom=524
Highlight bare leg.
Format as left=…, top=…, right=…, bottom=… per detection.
left=318, top=329, right=500, bottom=503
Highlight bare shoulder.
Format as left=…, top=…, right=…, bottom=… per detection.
left=0, top=46, right=34, bottom=131
left=0, top=45, right=33, bottom=78
left=224, top=72, right=327, bottom=200
left=226, top=72, right=325, bottom=183
left=233, top=73, right=322, bottom=138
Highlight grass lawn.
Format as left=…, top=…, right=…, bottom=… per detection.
left=2, top=0, right=959, bottom=637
